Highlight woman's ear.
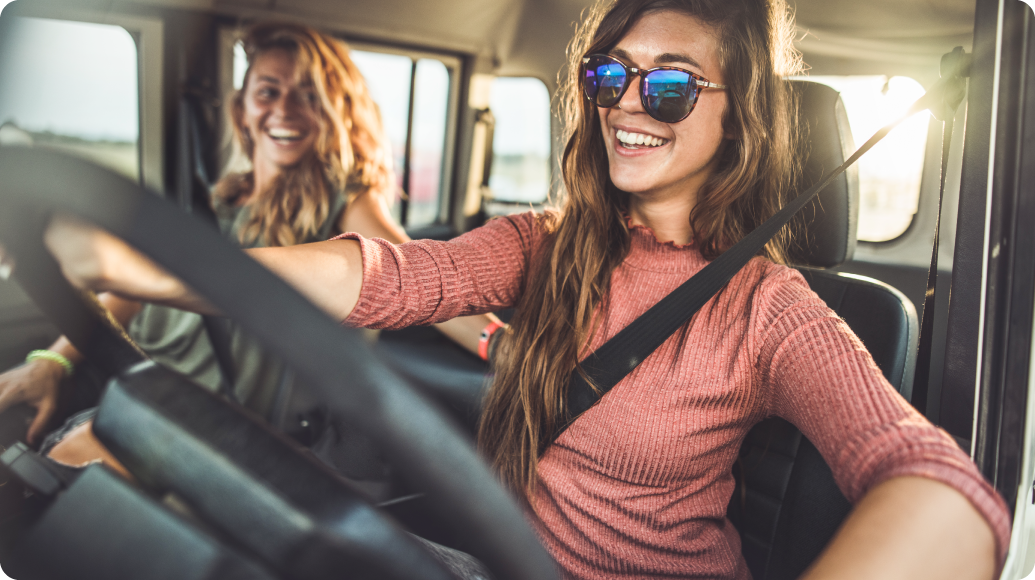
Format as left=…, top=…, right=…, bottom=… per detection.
left=723, top=124, right=738, bottom=140
left=721, top=114, right=738, bottom=141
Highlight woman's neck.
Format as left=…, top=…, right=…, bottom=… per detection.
left=249, top=157, right=282, bottom=204
left=627, top=194, right=696, bottom=246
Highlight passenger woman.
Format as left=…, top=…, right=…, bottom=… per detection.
left=32, top=0, right=1010, bottom=578
left=0, top=22, right=498, bottom=444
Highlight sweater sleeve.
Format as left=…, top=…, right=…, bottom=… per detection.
left=756, top=267, right=1012, bottom=565
left=340, top=212, right=543, bottom=329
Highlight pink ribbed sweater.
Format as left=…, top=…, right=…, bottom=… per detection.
left=341, top=212, right=1010, bottom=580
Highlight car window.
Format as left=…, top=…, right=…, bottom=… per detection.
left=488, top=77, right=552, bottom=204
left=799, top=75, right=929, bottom=242
left=233, top=43, right=455, bottom=229
left=0, top=16, right=140, bottom=181
left=406, top=58, right=450, bottom=227
left=338, top=49, right=412, bottom=199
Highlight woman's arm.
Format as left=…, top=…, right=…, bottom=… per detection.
left=0, top=291, right=140, bottom=443
left=802, top=476, right=996, bottom=580
left=756, top=268, right=1010, bottom=575
left=342, top=190, right=504, bottom=356
left=43, top=215, right=365, bottom=321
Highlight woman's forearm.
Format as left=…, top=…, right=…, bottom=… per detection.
left=434, top=313, right=503, bottom=357
left=46, top=292, right=143, bottom=365
left=43, top=216, right=364, bottom=321
left=247, top=239, right=363, bottom=321
left=801, top=476, right=997, bottom=580
left=342, top=188, right=501, bottom=355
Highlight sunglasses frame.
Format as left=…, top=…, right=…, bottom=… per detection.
left=581, top=53, right=727, bottom=123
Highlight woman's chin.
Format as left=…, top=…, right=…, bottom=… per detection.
left=609, top=173, right=659, bottom=196
left=259, top=153, right=308, bottom=172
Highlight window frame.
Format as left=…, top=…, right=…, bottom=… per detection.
left=483, top=74, right=554, bottom=209
left=790, top=74, right=931, bottom=246
left=852, top=106, right=961, bottom=271
left=5, top=3, right=164, bottom=192
left=349, top=41, right=462, bottom=230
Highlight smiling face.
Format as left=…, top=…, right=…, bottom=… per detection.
left=599, top=10, right=728, bottom=212
left=240, top=48, right=321, bottom=176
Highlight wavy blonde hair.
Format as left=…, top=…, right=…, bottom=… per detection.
left=478, top=0, right=803, bottom=495
left=217, top=22, right=394, bottom=247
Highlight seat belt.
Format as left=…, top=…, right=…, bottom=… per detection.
left=176, top=91, right=241, bottom=403
left=555, top=56, right=970, bottom=441
left=910, top=47, right=971, bottom=415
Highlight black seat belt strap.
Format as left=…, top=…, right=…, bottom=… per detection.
left=177, top=90, right=240, bottom=403
left=911, top=47, right=971, bottom=414
left=202, top=315, right=240, bottom=402
left=556, top=62, right=969, bottom=441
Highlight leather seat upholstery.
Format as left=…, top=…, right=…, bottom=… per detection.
left=726, top=81, right=919, bottom=580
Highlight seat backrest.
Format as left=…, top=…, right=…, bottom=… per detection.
left=726, top=81, right=919, bottom=580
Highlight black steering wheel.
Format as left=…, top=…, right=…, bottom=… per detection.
left=0, top=147, right=557, bottom=580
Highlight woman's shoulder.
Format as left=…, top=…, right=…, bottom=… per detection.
left=741, top=257, right=829, bottom=323
left=742, top=257, right=808, bottom=289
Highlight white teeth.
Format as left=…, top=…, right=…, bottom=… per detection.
left=616, top=129, right=667, bottom=148
left=268, top=128, right=302, bottom=139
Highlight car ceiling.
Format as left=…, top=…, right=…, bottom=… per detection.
left=69, top=0, right=976, bottom=86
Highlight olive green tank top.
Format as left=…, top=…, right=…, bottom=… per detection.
left=127, top=193, right=347, bottom=417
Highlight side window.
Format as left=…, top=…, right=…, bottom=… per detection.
left=233, top=43, right=456, bottom=229
left=0, top=16, right=140, bottom=181
left=407, top=59, right=450, bottom=227
left=487, top=77, right=552, bottom=204
left=802, top=75, right=929, bottom=242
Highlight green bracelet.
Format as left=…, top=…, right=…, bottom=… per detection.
left=26, top=349, right=74, bottom=377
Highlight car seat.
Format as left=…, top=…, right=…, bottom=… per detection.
left=726, top=80, right=920, bottom=580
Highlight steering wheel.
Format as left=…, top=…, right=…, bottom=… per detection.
left=0, top=147, right=557, bottom=580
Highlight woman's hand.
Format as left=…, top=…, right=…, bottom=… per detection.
left=44, top=215, right=181, bottom=300
left=42, top=214, right=362, bottom=320
left=41, top=215, right=218, bottom=314
left=0, top=359, right=64, bottom=444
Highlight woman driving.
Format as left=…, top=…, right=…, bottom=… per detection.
left=29, top=0, right=1010, bottom=578
left=0, top=22, right=499, bottom=444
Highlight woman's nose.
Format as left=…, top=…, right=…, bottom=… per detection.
left=617, top=74, right=645, bottom=114
left=272, top=91, right=306, bottom=118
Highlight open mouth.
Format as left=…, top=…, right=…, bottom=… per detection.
left=266, top=127, right=306, bottom=143
left=616, top=129, right=668, bottom=149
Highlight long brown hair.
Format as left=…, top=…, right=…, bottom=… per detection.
left=217, top=22, right=394, bottom=247
left=478, top=0, right=803, bottom=495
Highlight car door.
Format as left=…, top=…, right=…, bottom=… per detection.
left=948, top=1, right=1035, bottom=578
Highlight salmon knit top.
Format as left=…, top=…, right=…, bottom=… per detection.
left=341, top=212, right=1010, bottom=580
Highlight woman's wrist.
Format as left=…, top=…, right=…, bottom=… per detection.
left=26, top=349, right=74, bottom=377
left=479, top=320, right=508, bottom=361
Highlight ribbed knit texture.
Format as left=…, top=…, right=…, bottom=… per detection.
left=341, top=212, right=1011, bottom=580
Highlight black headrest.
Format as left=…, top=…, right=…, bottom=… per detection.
left=786, top=80, right=859, bottom=269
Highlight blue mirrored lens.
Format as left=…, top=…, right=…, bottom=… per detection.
left=583, top=56, right=627, bottom=107
left=644, top=69, right=695, bottom=122
left=594, top=61, right=627, bottom=106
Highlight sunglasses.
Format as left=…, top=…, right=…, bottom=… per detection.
left=581, top=53, right=727, bottom=123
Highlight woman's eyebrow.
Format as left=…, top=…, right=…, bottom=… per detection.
left=655, top=52, right=702, bottom=70
left=255, top=75, right=281, bottom=84
left=609, top=48, right=703, bottom=71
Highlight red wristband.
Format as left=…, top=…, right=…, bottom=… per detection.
left=478, top=320, right=505, bottom=361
